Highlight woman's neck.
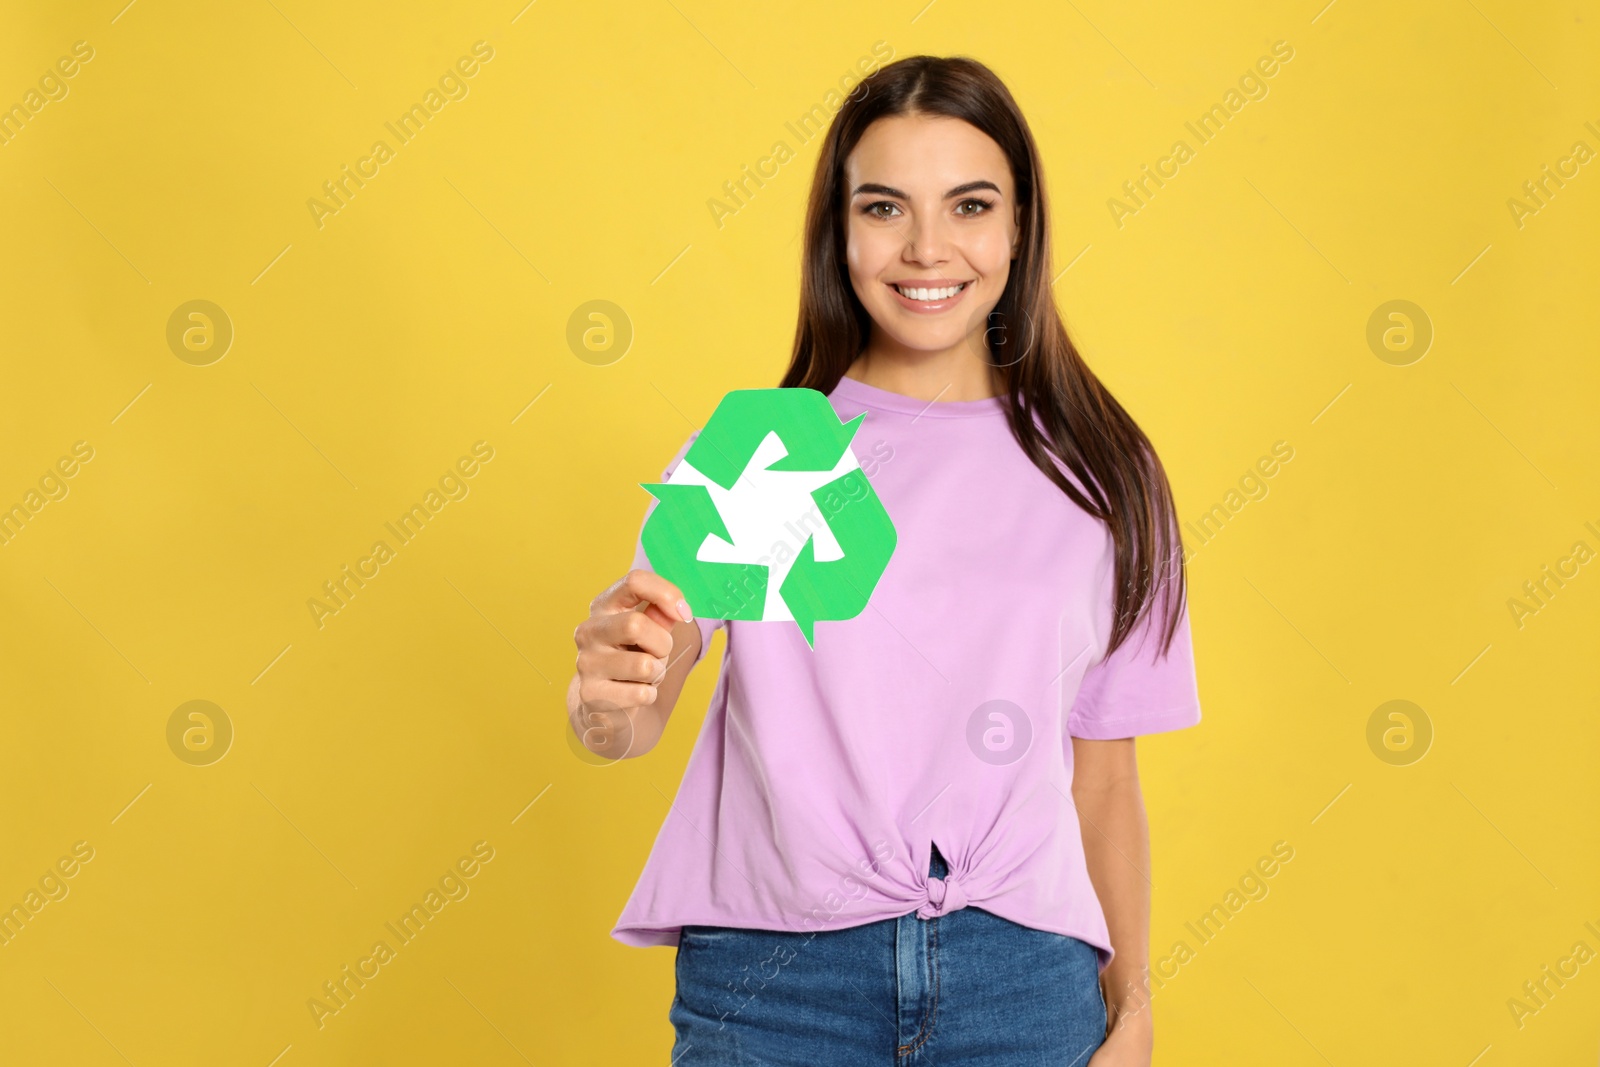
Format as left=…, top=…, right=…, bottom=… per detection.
left=843, top=341, right=1002, bottom=403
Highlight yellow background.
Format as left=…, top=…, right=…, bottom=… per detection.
left=1, top=0, right=1596, bottom=1063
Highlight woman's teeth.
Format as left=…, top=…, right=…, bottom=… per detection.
left=895, top=282, right=967, bottom=300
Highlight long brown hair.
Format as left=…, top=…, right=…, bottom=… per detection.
left=777, top=54, right=1187, bottom=660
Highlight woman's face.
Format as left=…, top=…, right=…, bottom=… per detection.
left=841, top=113, right=1020, bottom=361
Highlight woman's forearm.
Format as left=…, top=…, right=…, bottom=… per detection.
left=1072, top=737, right=1155, bottom=1036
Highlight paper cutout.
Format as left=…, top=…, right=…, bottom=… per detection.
left=639, top=388, right=897, bottom=647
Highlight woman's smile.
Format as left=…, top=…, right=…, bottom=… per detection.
left=888, top=278, right=972, bottom=313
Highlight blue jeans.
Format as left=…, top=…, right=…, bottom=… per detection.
left=670, top=845, right=1108, bottom=1065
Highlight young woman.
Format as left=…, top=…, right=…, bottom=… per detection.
left=569, top=54, right=1202, bottom=1066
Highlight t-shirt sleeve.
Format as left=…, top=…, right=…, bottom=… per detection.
left=630, top=429, right=725, bottom=671
left=1067, top=580, right=1202, bottom=740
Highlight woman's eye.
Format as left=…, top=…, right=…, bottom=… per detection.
left=862, top=198, right=994, bottom=219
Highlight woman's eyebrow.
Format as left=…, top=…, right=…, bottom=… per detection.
left=850, top=180, right=1002, bottom=200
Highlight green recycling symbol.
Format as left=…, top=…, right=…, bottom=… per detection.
left=639, top=388, right=897, bottom=647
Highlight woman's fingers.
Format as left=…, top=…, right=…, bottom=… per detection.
left=573, top=570, right=693, bottom=714
left=590, top=568, right=694, bottom=637
left=577, top=645, right=671, bottom=687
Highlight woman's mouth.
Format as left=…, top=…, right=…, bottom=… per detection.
left=888, top=281, right=970, bottom=313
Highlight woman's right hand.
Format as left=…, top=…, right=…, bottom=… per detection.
left=567, top=569, right=698, bottom=760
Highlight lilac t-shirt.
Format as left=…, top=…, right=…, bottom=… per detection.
left=612, top=374, right=1202, bottom=972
